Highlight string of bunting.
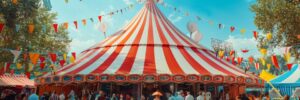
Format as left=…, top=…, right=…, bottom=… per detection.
left=0, top=3, right=136, bottom=34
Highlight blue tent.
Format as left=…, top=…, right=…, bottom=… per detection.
left=265, top=64, right=300, bottom=96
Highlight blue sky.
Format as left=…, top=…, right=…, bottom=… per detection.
left=50, top=0, right=263, bottom=58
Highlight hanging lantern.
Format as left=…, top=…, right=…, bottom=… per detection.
left=266, top=32, right=272, bottom=41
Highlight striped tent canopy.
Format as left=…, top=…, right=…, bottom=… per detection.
left=38, top=0, right=260, bottom=85
left=266, top=64, right=300, bottom=96
left=0, top=74, right=35, bottom=87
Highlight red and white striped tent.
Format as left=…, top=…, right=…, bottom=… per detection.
left=0, top=74, right=35, bottom=87
left=37, top=0, right=261, bottom=85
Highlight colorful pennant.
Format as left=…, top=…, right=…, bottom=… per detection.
left=63, top=22, right=69, bottom=29
left=253, top=31, right=258, bottom=40
left=286, top=63, right=293, bottom=71
left=255, top=63, right=260, bottom=70
left=0, top=23, right=4, bottom=33
left=74, top=21, right=78, bottom=29
left=271, top=55, right=280, bottom=69
left=9, top=50, right=21, bottom=63
left=53, top=23, right=58, bottom=33
left=28, top=24, right=35, bottom=34
left=29, top=53, right=40, bottom=65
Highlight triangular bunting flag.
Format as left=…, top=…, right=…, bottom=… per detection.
left=9, top=50, right=21, bottom=63
left=73, top=21, right=78, bottom=29
left=28, top=24, right=35, bottom=34
left=16, top=63, right=22, bottom=70
left=248, top=56, right=254, bottom=64
left=40, top=63, right=46, bottom=70
left=230, top=26, right=235, bottom=32
left=29, top=53, right=40, bottom=65
left=63, top=54, right=67, bottom=61
left=39, top=56, right=45, bottom=63
left=49, top=53, right=57, bottom=63
left=59, top=60, right=65, bottom=67
left=53, top=23, right=58, bottom=33
left=255, top=63, right=260, bottom=70
left=0, top=23, right=4, bottom=33
left=253, top=31, right=258, bottom=40
left=90, top=18, right=94, bottom=23
left=82, top=19, right=87, bottom=26
left=267, top=64, right=271, bottom=71
left=98, top=16, right=102, bottom=22
left=286, top=63, right=293, bottom=71
left=237, top=57, right=243, bottom=65
left=25, top=72, right=30, bottom=79
left=271, top=55, right=280, bottom=69
left=63, top=22, right=69, bottom=29
left=71, top=52, right=76, bottom=60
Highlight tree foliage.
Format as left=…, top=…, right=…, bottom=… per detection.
left=251, top=0, right=300, bottom=61
left=0, top=0, right=71, bottom=73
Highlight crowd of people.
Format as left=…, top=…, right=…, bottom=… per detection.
left=1, top=87, right=299, bottom=100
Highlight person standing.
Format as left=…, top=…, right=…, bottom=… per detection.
left=59, top=92, right=65, bottom=100
left=196, top=91, right=204, bottom=100
left=28, top=89, right=39, bottom=100
left=185, top=91, right=194, bottom=100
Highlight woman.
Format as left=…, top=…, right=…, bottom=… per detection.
left=68, top=90, right=76, bottom=100
left=152, top=90, right=163, bottom=100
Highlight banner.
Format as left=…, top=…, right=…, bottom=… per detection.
left=259, top=70, right=275, bottom=82
left=0, top=23, right=4, bottom=33
left=271, top=55, right=280, bottom=69
left=29, top=53, right=40, bottom=65
left=10, top=50, right=21, bottom=63
left=53, top=23, right=58, bottom=33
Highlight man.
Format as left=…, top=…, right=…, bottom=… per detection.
left=185, top=91, right=194, bottom=100
left=59, top=92, right=65, bottom=100
left=196, top=91, right=204, bottom=100
left=175, top=91, right=184, bottom=100
left=28, top=89, right=39, bottom=100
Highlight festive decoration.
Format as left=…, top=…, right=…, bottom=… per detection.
left=253, top=31, right=258, bottom=40
left=70, top=56, right=75, bottom=63
left=255, top=63, right=260, bottom=70
left=9, top=50, right=21, bottom=63
left=39, top=56, right=45, bottom=63
left=40, top=63, right=46, bottom=70
left=230, top=26, right=235, bottom=32
left=0, top=23, right=4, bottom=33
left=63, top=22, right=69, bottom=29
left=53, top=23, right=58, bottom=33
left=284, top=52, right=291, bottom=62
left=260, top=57, right=266, bottom=66
left=237, top=57, right=243, bottom=65
left=248, top=56, right=254, bottom=64
left=229, top=50, right=235, bottom=56
left=241, top=49, right=249, bottom=53
left=240, top=28, right=246, bottom=34
left=3, top=62, right=11, bottom=73
left=266, top=32, right=272, bottom=41
left=28, top=24, right=35, bottom=34
left=59, top=60, right=66, bottom=67
left=260, top=48, right=267, bottom=56
left=82, top=19, right=87, bottom=26
left=71, top=52, right=76, bottom=60
left=28, top=64, right=33, bottom=72
left=187, top=21, right=198, bottom=33
left=98, top=16, right=102, bottom=22
left=29, top=53, right=40, bottom=65
left=218, top=50, right=225, bottom=59
left=25, top=72, right=30, bottom=79
left=49, top=53, right=57, bottom=63
left=15, top=24, right=20, bottom=32
left=16, top=63, right=22, bottom=70
left=100, top=23, right=107, bottom=38
left=267, top=64, right=271, bottom=71
left=63, top=54, right=67, bottom=61
left=218, top=24, right=224, bottom=29
left=12, top=0, right=18, bottom=4
left=286, top=63, right=293, bottom=71
left=74, top=21, right=78, bottom=29
left=271, top=55, right=280, bottom=69
left=191, top=30, right=202, bottom=43
left=259, top=70, right=275, bottom=82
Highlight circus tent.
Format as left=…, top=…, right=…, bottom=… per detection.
left=265, top=64, right=300, bottom=96
left=36, top=0, right=260, bottom=86
left=0, top=74, right=35, bottom=87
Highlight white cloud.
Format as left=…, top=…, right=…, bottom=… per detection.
left=168, top=12, right=182, bottom=23
left=70, top=39, right=97, bottom=53
left=225, top=36, right=260, bottom=58
left=123, top=0, right=133, bottom=5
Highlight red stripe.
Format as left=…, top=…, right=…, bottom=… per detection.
left=202, top=50, right=250, bottom=77
left=143, top=4, right=156, bottom=74
left=91, top=7, right=149, bottom=74
left=191, top=48, right=236, bottom=76
left=58, top=7, right=147, bottom=75
left=152, top=4, right=184, bottom=74
left=115, top=6, right=149, bottom=74
left=152, top=4, right=210, bottom=75
left=154, top=6, right=195, bottom=47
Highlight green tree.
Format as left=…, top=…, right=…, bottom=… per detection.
left=251, top=0, right=300, bottom=62
left=0, top=0, right=71, bottom=74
